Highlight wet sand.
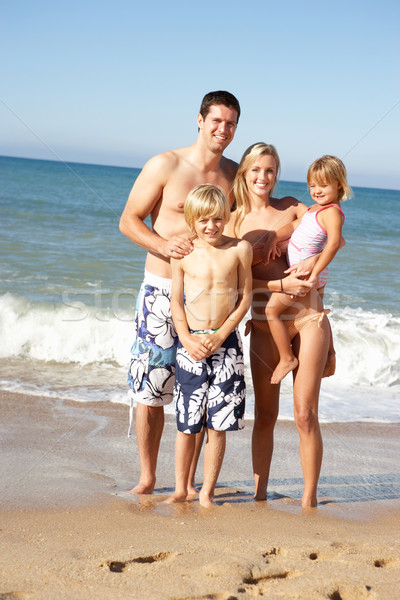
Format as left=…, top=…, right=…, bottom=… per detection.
left=1, top=390, right=399, bottom=599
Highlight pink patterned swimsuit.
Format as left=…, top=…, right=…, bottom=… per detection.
left=287, top=204, right=344, bottom=288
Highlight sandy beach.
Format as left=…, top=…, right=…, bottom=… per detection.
left=1, top=390, right=399, bottom=600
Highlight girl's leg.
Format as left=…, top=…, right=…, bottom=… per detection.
left=250, top=325, right=280, bottom=500
left=199, top=429, right=226, bottom=507
left=266, top=293, right=298, bottom=384
left=292, top=316, right=329, bottom=508
left=166, top=431, right=196, bottom=503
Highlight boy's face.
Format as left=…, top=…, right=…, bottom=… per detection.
left=193, top=213, right=226, bottom=246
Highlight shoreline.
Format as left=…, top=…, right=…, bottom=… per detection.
left=1, top=390, right=400, bottom=599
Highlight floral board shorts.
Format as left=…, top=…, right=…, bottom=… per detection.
left=128, top=272, right=178, bottom=434
left=174, top=328, right=245, bottom=434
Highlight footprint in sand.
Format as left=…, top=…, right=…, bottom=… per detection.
left=100, top=551, right=177, bottom=573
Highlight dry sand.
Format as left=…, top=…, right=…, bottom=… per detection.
left=1, top=390, right=399, bottom=600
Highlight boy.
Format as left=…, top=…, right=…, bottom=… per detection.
left=167, top=184, right=252, bottom=507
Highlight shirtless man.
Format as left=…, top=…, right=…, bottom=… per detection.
left=119, top=91, right=241, bottom=494
left=167, top=184, right=252, bottom=507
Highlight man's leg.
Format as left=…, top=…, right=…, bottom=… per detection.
left=129, top=402, right=164, bottom=494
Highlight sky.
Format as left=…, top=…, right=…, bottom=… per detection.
left=1, top=0, right=399, bottom=189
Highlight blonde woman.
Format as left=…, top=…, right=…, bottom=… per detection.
left=226, top=143, right=332, bottom=508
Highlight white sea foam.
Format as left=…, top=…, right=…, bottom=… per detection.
left=1, top=293, right=399, bottom=422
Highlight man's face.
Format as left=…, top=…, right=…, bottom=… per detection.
left=197, top=104, right=238, bottom=153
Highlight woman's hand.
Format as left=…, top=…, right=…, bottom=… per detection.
left=282, top=273, right=315, bottom=296
left=284, top=254, right=319, bottom=277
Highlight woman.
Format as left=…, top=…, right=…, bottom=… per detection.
left=226, top=143, right=331, bottom=508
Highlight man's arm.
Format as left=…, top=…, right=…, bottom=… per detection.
left=170, top=259, right=209, bottom=361
left=119, top=153, right=193, bottom=259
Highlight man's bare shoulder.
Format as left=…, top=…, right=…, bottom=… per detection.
left=220, top=156, right=239, bottom=179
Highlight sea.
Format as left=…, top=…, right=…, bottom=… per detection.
left=1, top=155, right=399, bottom=424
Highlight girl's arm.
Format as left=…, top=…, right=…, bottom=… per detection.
left=170, top=259, right=209, bottom=361
left=308, top=206, right=343, bottom=286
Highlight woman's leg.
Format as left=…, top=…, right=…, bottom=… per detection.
left=250, top=325, right=280, bottom=500
left=292, top=316, right=329, bottom=507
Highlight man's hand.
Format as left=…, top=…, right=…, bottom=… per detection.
left=162, top=235, right=194, bottom=259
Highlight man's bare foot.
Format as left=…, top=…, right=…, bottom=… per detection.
left=164, top=492, right=188, bottom=504
left=270, top=357, right=298, bottom=384
left=322, top=351, right=336, bottom=378
left=129, top=477, right=156, bottom=495
left=199, top=490, right=216, bottom=508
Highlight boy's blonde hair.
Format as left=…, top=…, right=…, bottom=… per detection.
left=184, top=184, right=230, bottom=231
left=307, top=155, right=353, bottom=201
left=233, top=143, right=280, bottom=234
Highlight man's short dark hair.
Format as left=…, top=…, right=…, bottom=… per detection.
left=199, top=91, right=241, bottom=124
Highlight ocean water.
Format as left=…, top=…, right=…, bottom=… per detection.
left=1, top=155, right=400, bottom=423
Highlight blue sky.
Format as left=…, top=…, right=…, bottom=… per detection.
left=1, top=0, right=399, bottom=189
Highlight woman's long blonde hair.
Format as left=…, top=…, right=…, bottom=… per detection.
left=233, top=143, right=280, bottom=234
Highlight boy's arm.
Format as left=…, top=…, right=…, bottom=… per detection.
left=308, top=207, right=343, bottom=286
left=201, top=241, right=253, bottom=353
left=170, top=258, right=209, bottom=361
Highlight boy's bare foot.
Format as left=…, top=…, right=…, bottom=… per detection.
left=129, top=478, right=156, bottom=495
left=187, top=483, right=199, bottom=496
left=270, top=357, right=298, bottom=384
left=322, top=350, right=336, bottom=378
left=199, top=490, right=216, bottom=508
left=164, top=492, right=188, bottom=504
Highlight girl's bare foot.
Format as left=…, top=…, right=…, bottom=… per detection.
left=270, top=357, right=298, bottom=384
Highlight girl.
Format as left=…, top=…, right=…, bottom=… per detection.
left=266, top=155, right=352, bottom=384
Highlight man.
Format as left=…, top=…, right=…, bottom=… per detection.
left=119, top=91, right=240, bottom=494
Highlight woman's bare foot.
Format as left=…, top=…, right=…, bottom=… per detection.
left=199, top=490, right=216, bottom=508
left=302, top=493, right=318, bottom=508
left=270, top=357, right=298, bottom=384
left=322, top=351, right=336, bottom=378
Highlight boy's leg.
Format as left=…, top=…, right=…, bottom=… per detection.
left=188, top=429, right=205, bottom=494
left=266, top=293, right=298, bottom=384
left=199, top=429, right=226, bottom=507
left=166, top=431, right=196, bottom=503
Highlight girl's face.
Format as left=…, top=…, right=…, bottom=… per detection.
left=244, top=154, right=277, bottom=200
left=309, top=179, right=341, bottom=205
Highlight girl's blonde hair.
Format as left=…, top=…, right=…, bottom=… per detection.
left=184, top=184, right=230, bottom=231
left=307, top=155, right=353, bottom=201
left=233, top=143, right=280, bottom=234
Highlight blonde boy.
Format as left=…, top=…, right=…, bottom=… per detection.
left=167, top=184, right=252, bottom=507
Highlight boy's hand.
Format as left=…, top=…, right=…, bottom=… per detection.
left=182, top=334, right=209, bottom=361
left=199, top=332, right=224, bottom=356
